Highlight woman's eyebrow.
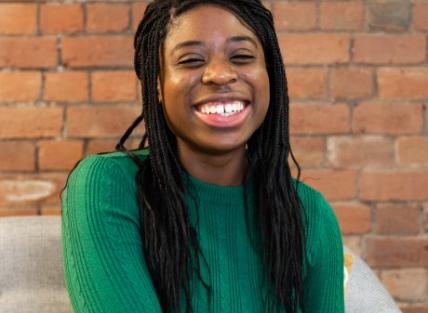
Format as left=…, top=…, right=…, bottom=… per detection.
left=227, top=35, right=258, bottom=48
left=171, top=35, right=258, bottom=55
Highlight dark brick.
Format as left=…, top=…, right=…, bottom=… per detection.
left=368, top=0, right=411, bottom=32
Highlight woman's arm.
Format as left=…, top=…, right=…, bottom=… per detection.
left=61, top=156, right=162, bottom=313
left=302, top=191, right=345, bottom=313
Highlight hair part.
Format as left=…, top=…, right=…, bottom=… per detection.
left=116, top=1, right=306, bottom=312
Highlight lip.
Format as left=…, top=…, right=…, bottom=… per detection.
left=193, top=102, right=251, bottom=128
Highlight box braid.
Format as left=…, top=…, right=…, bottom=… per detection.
left=115, top=1, right=306, bottom=313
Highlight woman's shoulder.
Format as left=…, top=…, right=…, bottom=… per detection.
left=292, top=179, right=344, bottom=266
left=292, top=178, right=325, bottom=209
left=291, top=178, right=339, bottom=229
left=62, top=149, right=150, bottom=225
left=87, top=147, right=150, bottom=169
left=68, top=148, right=150, bottom=183
left=62, top=148, right=150, bottom=205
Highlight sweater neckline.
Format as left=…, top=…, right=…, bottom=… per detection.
left=131, top=147, right=255, bottom=204
left=183, top=170, right=255, bottom=206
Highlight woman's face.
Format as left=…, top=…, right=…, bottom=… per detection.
left=160, top=4, right=270, bottom=155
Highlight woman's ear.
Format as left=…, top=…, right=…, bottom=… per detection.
left=157, top=77, right=163, bottom=104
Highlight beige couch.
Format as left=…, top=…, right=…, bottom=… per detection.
left=0, top=216, right=401, bottom=313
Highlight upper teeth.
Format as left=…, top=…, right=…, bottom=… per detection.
left=199, top=101, right=245, bottom=115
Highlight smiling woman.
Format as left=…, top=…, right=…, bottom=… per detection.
left=61, top=1, right=344, bottom=313
left=160, top=4, right=269, bottom=185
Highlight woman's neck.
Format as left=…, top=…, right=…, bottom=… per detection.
left=177, top=142, right=248, bottom=186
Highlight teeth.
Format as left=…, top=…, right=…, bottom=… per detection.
left=198, top=100, right=246, bottom=116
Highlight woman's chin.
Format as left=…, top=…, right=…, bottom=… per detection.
left=182, top=138, right=248, bottom=157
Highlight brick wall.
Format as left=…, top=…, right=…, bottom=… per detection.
left=0, top=0, right=427, bottom=311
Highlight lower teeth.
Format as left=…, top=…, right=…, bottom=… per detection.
left=219, top=111, right=238, bottom=116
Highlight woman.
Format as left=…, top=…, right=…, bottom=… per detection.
left=61, top=1, right=344, bottom=313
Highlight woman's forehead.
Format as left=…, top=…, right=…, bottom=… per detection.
left=164, top=4, right=258, bottom=51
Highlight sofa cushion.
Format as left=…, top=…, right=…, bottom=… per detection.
left=0, top=216, right=72, bottom=313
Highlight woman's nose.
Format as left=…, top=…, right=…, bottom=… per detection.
left=201, top=59, right=238, bottom=85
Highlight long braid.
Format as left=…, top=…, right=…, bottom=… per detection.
left=116, top=1, right=305, bottom=312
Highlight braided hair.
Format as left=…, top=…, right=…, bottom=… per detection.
left=116, top=1, right=306, bottom=312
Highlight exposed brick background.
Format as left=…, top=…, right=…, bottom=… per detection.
left=0, top=0, right=427, bottom=310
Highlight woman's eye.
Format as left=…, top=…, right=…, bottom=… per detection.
left=231, top=55, right=255, bottom=63
left=177, top=55, right=254, bottom=66
left=178, top=58, right=204, bottom=65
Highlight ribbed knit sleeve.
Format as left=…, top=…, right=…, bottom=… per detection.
left=301, top=189, right=345, bottom=313
left=61, top=155, right=162, bottom=313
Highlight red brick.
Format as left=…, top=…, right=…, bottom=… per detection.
left=87, top=139, right=118, bottom=155
left=290, top=104, right=350, bottom=135
left=278, top=34, right=350, bottom=65
left=327, top=136, right=393, bottom=168
left=87, top=3, right=129, bottom=33
left=87, top=138, right=141, bottom=155
left=367, top=1, right=411, bottom=32
left=62, top=36, right=133, bottom=68
left=67, top=106, right=144, bottom=138
left=414, top=3, right=428, bottom=31
left=300, top=169, right=357, bottom=201
left=40, top=4, right=84, bottom=34
left=0, top=4, right=37, bottom=35
left=332, top=203, right=371, bottom=235
left=0, top=208, right=38, bottom=217
left=0, top=180, right=50, bottom=207
left=397, top=137, right=428, bottom=165
left=360, top=171, right=428, bottom=201
left=92, top=71, right=137, bottom=102
left=38, top=140, right=84, bottom=171
left=0, top=142, right=35, bottom=172
left=0, top=38, right=57, bottom=69
left=366, top=237, right=428, bottom=267
left=0, top=107, right=63, bottom=139
left=290, top=137, right=325, bottom=168
left=353, top=35, right=425, bottom=64
left=353, top=103, right=423, bottom=134
left=0, top=174, right=66, bottom=207
left=378, top=68, right=428, bottom=100
left=0, top=72, right=41, bottom=102
left=330, top=67, right=373, bottom=100
left=41, top=207, right=61, bottom=216
left=132, top=1, right=149, bottom=31
left=376, top=204, right=421, bottom=235
left=44, top=72, right=88, bottom=103
left=381, top=269, right=427, bottom=301
left=320, top=2, right=364, bottom=31
left=287, top=68, right=327, bottom=100
left=273, top=2, right=317, bottom=31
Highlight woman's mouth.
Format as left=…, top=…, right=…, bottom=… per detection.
left=195, top=100, right=247, bottom=117
left=193, top=100, right=251, bottom=128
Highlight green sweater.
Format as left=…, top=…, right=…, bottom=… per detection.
left=61, top=149, right=344, bottom=313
